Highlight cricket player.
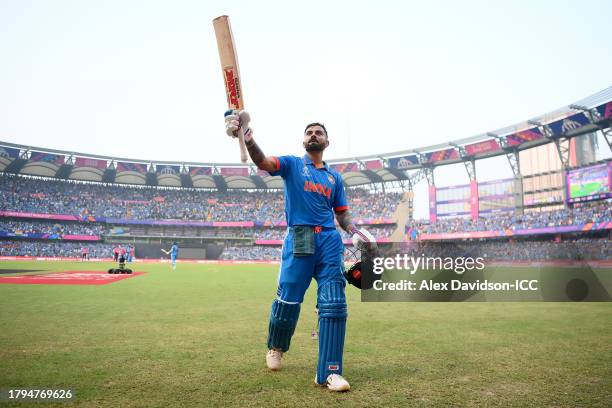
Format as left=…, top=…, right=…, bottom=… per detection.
left=225, top=111, right=376, bottom=392
left=162, top=242, right=179, bottom=270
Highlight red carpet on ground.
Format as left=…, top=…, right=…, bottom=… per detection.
left=0, top=271, right=145, bottom=285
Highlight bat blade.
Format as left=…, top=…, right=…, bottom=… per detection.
left=213, top=15, right=248, bottom=163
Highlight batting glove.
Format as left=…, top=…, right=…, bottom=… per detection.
left=351, top=227, right=377, bottom=251
left=224, top=110, right=252, bottom=141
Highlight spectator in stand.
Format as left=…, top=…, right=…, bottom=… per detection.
left=0, top=175, right=401, bottom=222
left=0, top=237, right=608, bottom=261
left=0, top=220, right=105, bottom=236
left=215, top=237, right=612, bottom=262
left=0, top=241, right=115, bottom=258
left=419, top=199, right=611, bottom=235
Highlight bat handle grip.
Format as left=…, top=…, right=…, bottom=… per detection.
left=237, top=128, right=248, bottom=163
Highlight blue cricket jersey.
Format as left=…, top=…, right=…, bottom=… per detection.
left=269, top=155, right=348, bottom=228
left=170, top=244, right=179, bottom=258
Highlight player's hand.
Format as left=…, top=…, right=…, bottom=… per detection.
left=224, top=110, right=252, bottom=141
left=351, top=228, right=377, bottom=252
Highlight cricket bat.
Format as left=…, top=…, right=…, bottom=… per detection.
left=213, top=15, right=248, bottom=163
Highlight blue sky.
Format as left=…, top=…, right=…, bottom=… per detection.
left=1, top=0, right=611, bottom=216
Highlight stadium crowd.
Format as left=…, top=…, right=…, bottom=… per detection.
left=0, top=220, right=105, bottom=236
left=0, top=240, right=116, bottom=258
left=412, top=238, right=611, bottom=261
left=419, top=199, right=612, bottom=234
left=0, top=236, right=608, bottom=261
left=253, top=225, right=396, bottom=240
left=0, top=174, right=609, bottom=262
left=221, top=246, right=281, bottom=261
left=218, top=237, right=611, bottom=261
left=0, top=176, right=400, bottom=222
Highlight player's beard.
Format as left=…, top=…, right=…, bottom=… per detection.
left=304, top=140, right=326, bottom=152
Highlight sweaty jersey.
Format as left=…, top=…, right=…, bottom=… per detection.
left=269, top=154, right=348, bottom=228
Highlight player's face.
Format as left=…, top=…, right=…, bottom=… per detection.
left=303, top=126, right=329, bottom=152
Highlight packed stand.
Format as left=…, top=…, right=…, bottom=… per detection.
left=0, top=220, right=105, bottom=236
left=216, top=237, right=610, bottom=261
left=0, top=240, right=117, bottom=258
left=252, top=225, right=396, bottom=241
left=412, top=238, right=611, bottom=261
left=421, top=199, right=612, bottom=234
left=220, top=246, right=282, bottom=261
left=0, top=175, right=401, bottom=222
left=339, top=225, right=396, bottom=240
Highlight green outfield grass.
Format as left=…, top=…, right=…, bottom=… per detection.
left=0, top=261, right=610, bottom=407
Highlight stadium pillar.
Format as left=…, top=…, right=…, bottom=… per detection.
left=180, top=173, right=194, bottom=188
left=470, top=180, right=479, bottom=221
left=463, top=159, right=476, bottom=181
left=600, top=127, right=612, bottom=153
left=462, top=158, right=479, bottom=221
left=428, top=185, right=437, bottom=223
left=552, top=139, right=571, bottom=208
left=505, top=150, right=524, bottom=215
left=55, top=163, right=73, bottom=179
left=102, top=162, right=116, bottom=183
left=405, top=183, right=414, bottom=222
left=424, top=167, right=436, bottom=223
left=3, top=158, right=27, bottom=174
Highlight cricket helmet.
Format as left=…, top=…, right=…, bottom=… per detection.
left=344, top=261, right=364, bottom=289
left=344, top=245, right=378, bottom=290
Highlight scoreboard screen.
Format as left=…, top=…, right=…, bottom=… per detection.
left=566, top=163, right=611, bottom=203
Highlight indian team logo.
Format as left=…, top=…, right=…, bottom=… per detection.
left=301, top=166, right=310, bottom=178
left=327, top=174, right=335, bottom=184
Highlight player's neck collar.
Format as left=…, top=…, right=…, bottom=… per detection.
left=303, top=154, right=328, bottom=170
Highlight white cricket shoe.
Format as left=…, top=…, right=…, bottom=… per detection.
left=315, top=374, right=351, bottom=392
left=266, top=349, right=283, bottom=371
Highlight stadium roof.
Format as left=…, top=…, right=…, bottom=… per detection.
left=1, top=87, right=611, bottom=189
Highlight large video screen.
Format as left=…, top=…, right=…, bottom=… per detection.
left=566, top=163, right=612, bottom=203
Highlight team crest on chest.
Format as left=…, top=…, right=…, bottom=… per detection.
left=301, top=166, right=310, bottom=178
left=327, top=174, right=335, bottom=184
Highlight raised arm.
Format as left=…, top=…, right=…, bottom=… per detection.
left=244, top=137, right=279, bottom=172
left=225, top=110, right=277, bottom=172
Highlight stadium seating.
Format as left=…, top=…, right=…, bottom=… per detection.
left=0, top=174, right=610, bottom=261
left=416, top=199, right=611, bottom=234
left=0, top=220, right=105, bottom=236
left=0, top=241, right=116, bottom=258
left=0, top=175, right=400, bottom=222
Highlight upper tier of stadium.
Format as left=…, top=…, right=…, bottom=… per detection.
left=1, top=88, right=611, bottom=189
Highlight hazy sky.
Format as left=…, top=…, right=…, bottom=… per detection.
left=1, top=0, right=611, bottom=216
